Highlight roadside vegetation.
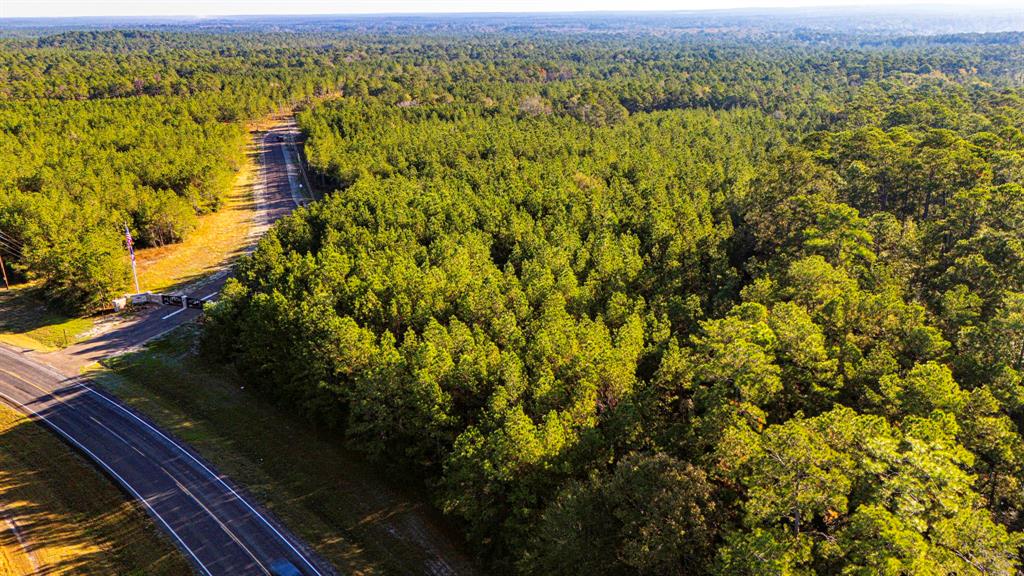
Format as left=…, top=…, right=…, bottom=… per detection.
left=0, top=117, right=267, bottom=350
left=131, top=121, right=266, bottom=295
left=90, top=325, right=477, bottom=575
left=0, top=404, right=192, bottom=575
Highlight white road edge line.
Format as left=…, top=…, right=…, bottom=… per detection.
left=161, top=307, right=186, bottom=321
left=166, top=468, right=272, bottom=576
left=0, top=388, right=214, bottom=576
left=82, top=385, right=325, bottom=576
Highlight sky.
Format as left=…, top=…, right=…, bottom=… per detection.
left=1, top=0, right=1020, bottom=19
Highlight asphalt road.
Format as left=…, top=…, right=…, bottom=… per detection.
left=0, top=121, right=333, bottom=576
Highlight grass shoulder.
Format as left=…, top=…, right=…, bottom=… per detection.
left=90, top=324, right=476, bottom=576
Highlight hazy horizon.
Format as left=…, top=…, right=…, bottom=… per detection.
left=3, top=0, right=1022, bottom=19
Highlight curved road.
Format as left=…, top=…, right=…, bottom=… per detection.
left=0, top=120, right=332, bottom=576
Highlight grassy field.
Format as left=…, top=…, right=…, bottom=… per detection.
left=0, top=404, right=192, bottom=575
left=91, top=325, right=476, bottom=576
left=0, top=286, right=97, bottom=352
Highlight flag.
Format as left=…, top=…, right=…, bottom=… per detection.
left=125, top=222, right=141, bottom=294
left=125, top=223, right=135, bottom=263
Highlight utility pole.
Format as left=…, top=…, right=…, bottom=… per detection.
left=0, top=252, right=8, bottom=290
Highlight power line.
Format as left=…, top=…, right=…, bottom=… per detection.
left=0, top=238, right=23, bottom=257
left=0, top=230, right=19, bottom=289
left=0, top=239, right=21, bottom=257
left=0, top=235, right=21, bottom=252
left=0, top=229, right=24, bottom=252
left=0, top=231, right=22, bottom=249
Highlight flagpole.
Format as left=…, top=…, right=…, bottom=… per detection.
left=125, top=222, right=140, bottom=294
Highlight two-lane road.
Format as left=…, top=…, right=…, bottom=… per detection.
left=0, top=349, right=329, bottom=575
left=0, top=120, right=334, bottom=576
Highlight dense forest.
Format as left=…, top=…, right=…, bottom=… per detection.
left=6, top=12, right=1024, bottom=574
left=201, top=23, right=1024, bottom=575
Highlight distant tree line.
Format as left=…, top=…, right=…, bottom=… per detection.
left=4, top=27, right=1021, bottom=310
